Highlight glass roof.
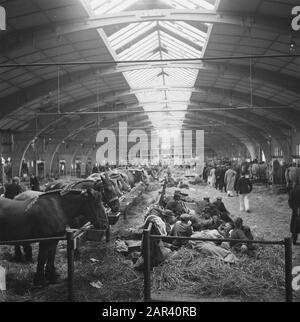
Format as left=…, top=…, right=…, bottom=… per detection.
left=87, top=0, right=215, bottom=15
left=81, top=0, right=216, bottom=131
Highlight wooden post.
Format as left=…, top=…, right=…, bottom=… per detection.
left=284, top=237, right=293, bottom=302
left=67, top=231, right=75, bottom=302
left=124, top=207, right=128, bottom=221
left=143, top=224, right=152, bottom=302
left=106, top=225, right=111, bottom=243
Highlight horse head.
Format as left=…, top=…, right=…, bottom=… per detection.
left=79, top=188, right=108, bottom=230
left=97, top=174, right=120, bottom=213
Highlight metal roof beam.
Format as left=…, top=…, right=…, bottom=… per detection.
left=2, top=60, right=299, bottom=119
left=1, top=9, right=297, bottom=55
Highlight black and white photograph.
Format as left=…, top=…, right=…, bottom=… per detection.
left=0, top=0, right=300, bottom=306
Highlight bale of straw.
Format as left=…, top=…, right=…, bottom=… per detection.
left=152, top=246, right=285, bottom=302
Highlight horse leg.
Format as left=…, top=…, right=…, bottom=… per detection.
left=23, top=243, right=33, bottom=263
left=34, top=242, right=50, bottom=286
left=45, top=241, right=60, bottom=284
left=292, top=233, right=298, bottom=245
left=74, top=249, right=81, bottom=261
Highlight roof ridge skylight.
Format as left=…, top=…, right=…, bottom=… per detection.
left=80, top=0, right=216, bottom=132
left=83, top=0, right=216, bottom=16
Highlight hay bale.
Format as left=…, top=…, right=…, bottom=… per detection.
left=152, top=246, right=285, bottom=302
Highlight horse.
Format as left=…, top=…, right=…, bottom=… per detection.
left=108, top=172, right=131, bottom=192
left=45, top=176, right=120, bottom=213
left=288, top=184, right=300, bottom=245
left=125, top=169, right=149, bottom=186
left=0, top=188, right=106, bottom=286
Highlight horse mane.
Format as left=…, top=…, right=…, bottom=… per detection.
left=24, top=189, right=85, bottom=213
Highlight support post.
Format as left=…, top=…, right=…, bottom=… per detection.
left=106, top=225, right=111, bottom=243
left=284, top=237, right=293, bottom=302
left=67, top=230, right=75, bottom=302
left=124, top=207, right=128, bottom=221
left=143, top=225, right=152, bottom=302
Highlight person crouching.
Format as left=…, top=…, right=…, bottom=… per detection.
left=170, top=214, right=193, bottom=248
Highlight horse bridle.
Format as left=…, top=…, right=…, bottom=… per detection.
left=106, top=196, right=119, bottom=204
left=96, top=176, right=119, bottom=207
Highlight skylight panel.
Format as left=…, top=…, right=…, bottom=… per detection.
left=166, top=91, right=191, bottom=101
left=162, top=0, right=215, bottom=10
left=118, top=32, right=159, bottom=60
left=124, top=70, right=163, bottom=88
left=160, top=32, right=201, bottom=57
left=81, top=0, right=214, bottom=133
left=160, top=21, right=207, bottom=46
left=90, top=0, right=138, bottom=15
left=136, top=92, right=165, bottom=103
left=109, top=22, right=156, bottom=51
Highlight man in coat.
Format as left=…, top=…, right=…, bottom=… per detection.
left=29, top=174, right=40, bottom=191
left=166, top=190, right=188, bottom=217
left=213, top=197, right=233, bottom=223
left=224, top=166, right=237, bottom=197
left=236, top=173, right=253, bottom=213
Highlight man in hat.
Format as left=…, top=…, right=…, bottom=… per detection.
left=161, top=209, right=177, bottom=235
left=170, top=213, right=193, bottom=247
left=213, top=197, right=233, bottom=223
left=166, top=190, right=188, bottom=217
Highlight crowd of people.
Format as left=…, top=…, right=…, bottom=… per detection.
left=203, top=163, right=253, bottom=213
left=135, top=187, right=255, bottom=269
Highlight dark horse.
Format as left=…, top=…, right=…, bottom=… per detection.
left=0, top=188, right=106, bottom=286
left=288, top=184, right=300, bottom=245
left=45, top=176, right=120, bottom=213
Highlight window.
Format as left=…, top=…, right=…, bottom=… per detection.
left=274, top=147, right=283, bottom=157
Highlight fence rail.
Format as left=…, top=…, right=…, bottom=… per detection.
left=143, top=224, right=293, bottom=302
left=0, top=223, right=94, bottom=302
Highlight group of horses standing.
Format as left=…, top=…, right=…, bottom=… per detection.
left=0, top=166, right=158, bottom=287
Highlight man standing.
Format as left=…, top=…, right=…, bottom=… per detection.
left=236, top=173, right=253, bottom=213
left=224, top=166, right=237, bottom=197
left=30, top=174, right=40, bottom=191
